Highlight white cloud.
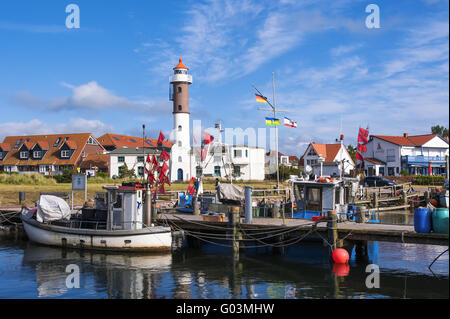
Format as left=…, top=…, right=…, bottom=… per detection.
left=10, top=81, right=168, bottom=112
left=0, top=118, right=114, bottom=141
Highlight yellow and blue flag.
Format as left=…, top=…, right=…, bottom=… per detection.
left=265, top=117, right=280, bottom=126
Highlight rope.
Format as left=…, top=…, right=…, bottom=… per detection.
left=428, top=248, right=449, bottom=269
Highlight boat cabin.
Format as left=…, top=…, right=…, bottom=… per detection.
left=103, top=185, right=145, bottom=230
left=292, top=180, right=339, bottom=218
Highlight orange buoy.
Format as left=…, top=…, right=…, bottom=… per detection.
left=332, top=248, right=350, bottom=264
left=333, top=263, right=350, bottom=277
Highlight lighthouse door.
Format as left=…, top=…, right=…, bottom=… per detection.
left=177, top=168, right=183, bottom=181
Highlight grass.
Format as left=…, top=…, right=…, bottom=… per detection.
left=0, top=179, right=284, bottom=207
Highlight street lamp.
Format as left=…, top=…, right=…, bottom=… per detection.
left=318, top=156, right=325, bottom=177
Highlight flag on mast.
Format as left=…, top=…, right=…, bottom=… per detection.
left=265, top=117, right=280, bottom=126
left=283, top=117, right=297, bottom=128
left=255, top=94, right=268, bottom=103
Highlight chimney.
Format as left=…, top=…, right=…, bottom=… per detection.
left=403, top=133, right=408, bottom=138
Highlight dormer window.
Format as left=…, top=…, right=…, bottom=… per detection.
left=33, top=151, right=42, bottom=159
left=0, top=153, right=3, bottom=160
left=61, top=150, right=70, bottom=158
left=20, top=151, right=28, bottom=159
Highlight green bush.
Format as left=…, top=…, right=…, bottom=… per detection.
left=54, top=168, right=78, bottom=183
left=414, top=175, right=445, bottom=185
left=0, top=173, right=57, bottom=185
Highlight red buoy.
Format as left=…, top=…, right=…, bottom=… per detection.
left=332, top=248, right=349, bottom=264
left=333, top=263, right=350, bottom=277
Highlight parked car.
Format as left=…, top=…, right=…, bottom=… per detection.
left=364, top=176, right=397, bottom=187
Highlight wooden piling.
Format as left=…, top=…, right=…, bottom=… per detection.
left=230, top=206, right=241, bottom=260
left=327, top=211, right=339, bottom=251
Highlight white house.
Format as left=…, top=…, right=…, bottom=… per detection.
left=109, top=147, right=161, bottom=178
left=363, top=133, right=449, bottom=176
left=301, top=142, right=355, bottom=177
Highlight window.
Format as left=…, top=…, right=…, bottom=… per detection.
left=177, top=87, right=182, bottom=93
left=178, top=105, right=182, bottom=111
left=214, top=156, right=221, bottom=162
left=0, top=152, right=3, bottom=160
left=233, top=165, right=241, bottom=177
left=178, top=141, right=182, bottom=147
left=130, top=139, right=137, bottom=143
left=214, top=166, right=221, bottom=177
left=386, top=149, right=395, bottom=162
left=396, top=167, right=399, bottom=174
left=137, top=166, right=144, bottom=177
left=14, top=139, right=23, bottom=149
left=33, top=151, right=41, bottom=159
left=178, top=156, right=182, bottom=162
left=234, top=150, right=242, bottom=158
left=53, top=137, right=61, bottom=147
left=61, top=150, right=70, bottom=158
left=20, top=151, right=28, bottom=159
left=137, top=156, right=144, bottom=162
left=245, top=150, right=248, bottom=158
left=87, top=136, right=97, bottom=145
left=178, top=125, right=182, bottom=132
left=388, top=167, right=395, bottom=176
left=118, top=156, right=125, bottom=163
left=196, top=166, right=203, bottom=177
left=113, top=137, right=120, bottom=141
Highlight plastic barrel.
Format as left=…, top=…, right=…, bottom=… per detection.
left=414, top=208, right=432, bottom=233
left=432, top=208, right=449, bottom=234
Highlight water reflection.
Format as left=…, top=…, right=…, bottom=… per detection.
left=0, top=238, right=447, bottom=299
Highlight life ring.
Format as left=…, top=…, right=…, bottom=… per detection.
left=317, top=177, right=334, bottom=183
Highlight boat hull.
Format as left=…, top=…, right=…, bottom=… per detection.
left=22, top=217, right=172, bottom=252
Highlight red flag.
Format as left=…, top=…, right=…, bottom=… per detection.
left=159, top=171, right=166, bottom=183
left=161, top=161, right=169, bottom=174
left=146, top=154, right=151, bottom=163
left=356, top=151, right=364, bottom=162
left=148, top=171, right=155, bottom=183
left=165, top=175, right=172, bottom=186
left=202, top=131, right=214, bottom=145
left=358, top=128, right=369, bottom=144
left=159, top=184, right=166, bottom=194
left=157, top=131, right=165, bottom=144
left=357, top=144, right=367, bottom=153
left=428, top=162, right=432, bottom=175
left=160, top=150, right=170, bottom=161
left=152, top=155, right=159, bottom=168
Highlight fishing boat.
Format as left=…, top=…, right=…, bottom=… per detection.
left=21, top=184, right=172, bottom=252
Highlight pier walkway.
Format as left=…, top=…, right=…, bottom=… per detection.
left=160, top=213, right=449, bottom=246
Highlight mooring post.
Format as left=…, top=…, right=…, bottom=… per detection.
left=372, top=192, right=378, bottom=210
left=273, top=201, right=280, bottom=218
left=230, top=206, right=241, bottom=260
left=244, top=186, right=253, bottom=224
left=144, top=187, right=152, bottom=226
left=193, top=196, right=200, bottom=216
left=327, top=211, right=339, bottom=252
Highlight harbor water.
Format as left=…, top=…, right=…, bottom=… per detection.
left=0, top=228, right=448, bottom=299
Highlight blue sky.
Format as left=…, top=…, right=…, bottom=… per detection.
left=0, top=0, right=448, bottom=156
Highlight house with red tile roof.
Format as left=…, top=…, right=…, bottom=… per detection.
left=0, top=133, right=105, bottom=175
left=300, top=142, right=355, bottom=177
left=364, top=133, right=449, bottom=176
left=97, top=133, right=173, bottom=151
left=264, top=151, right=300, bottom=173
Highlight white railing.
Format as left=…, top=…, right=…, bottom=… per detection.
left=169, top=74, right=193, bottom=83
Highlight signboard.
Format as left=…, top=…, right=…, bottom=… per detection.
left=72, top=174, right=87, bottom=191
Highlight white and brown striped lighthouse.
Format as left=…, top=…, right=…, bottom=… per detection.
left=169, top=58, right=193, bottom=181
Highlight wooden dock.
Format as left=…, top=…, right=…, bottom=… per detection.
left=159, top=212, right=449, bottom=246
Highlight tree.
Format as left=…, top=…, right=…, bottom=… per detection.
left=431, top=125, right=449, bottom=137
left=347, top=145, right=357, bottom=164
left=119, top=163, right=136, bottom=179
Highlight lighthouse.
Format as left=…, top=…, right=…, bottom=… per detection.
left=169, top=58, right=193, bottom=181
